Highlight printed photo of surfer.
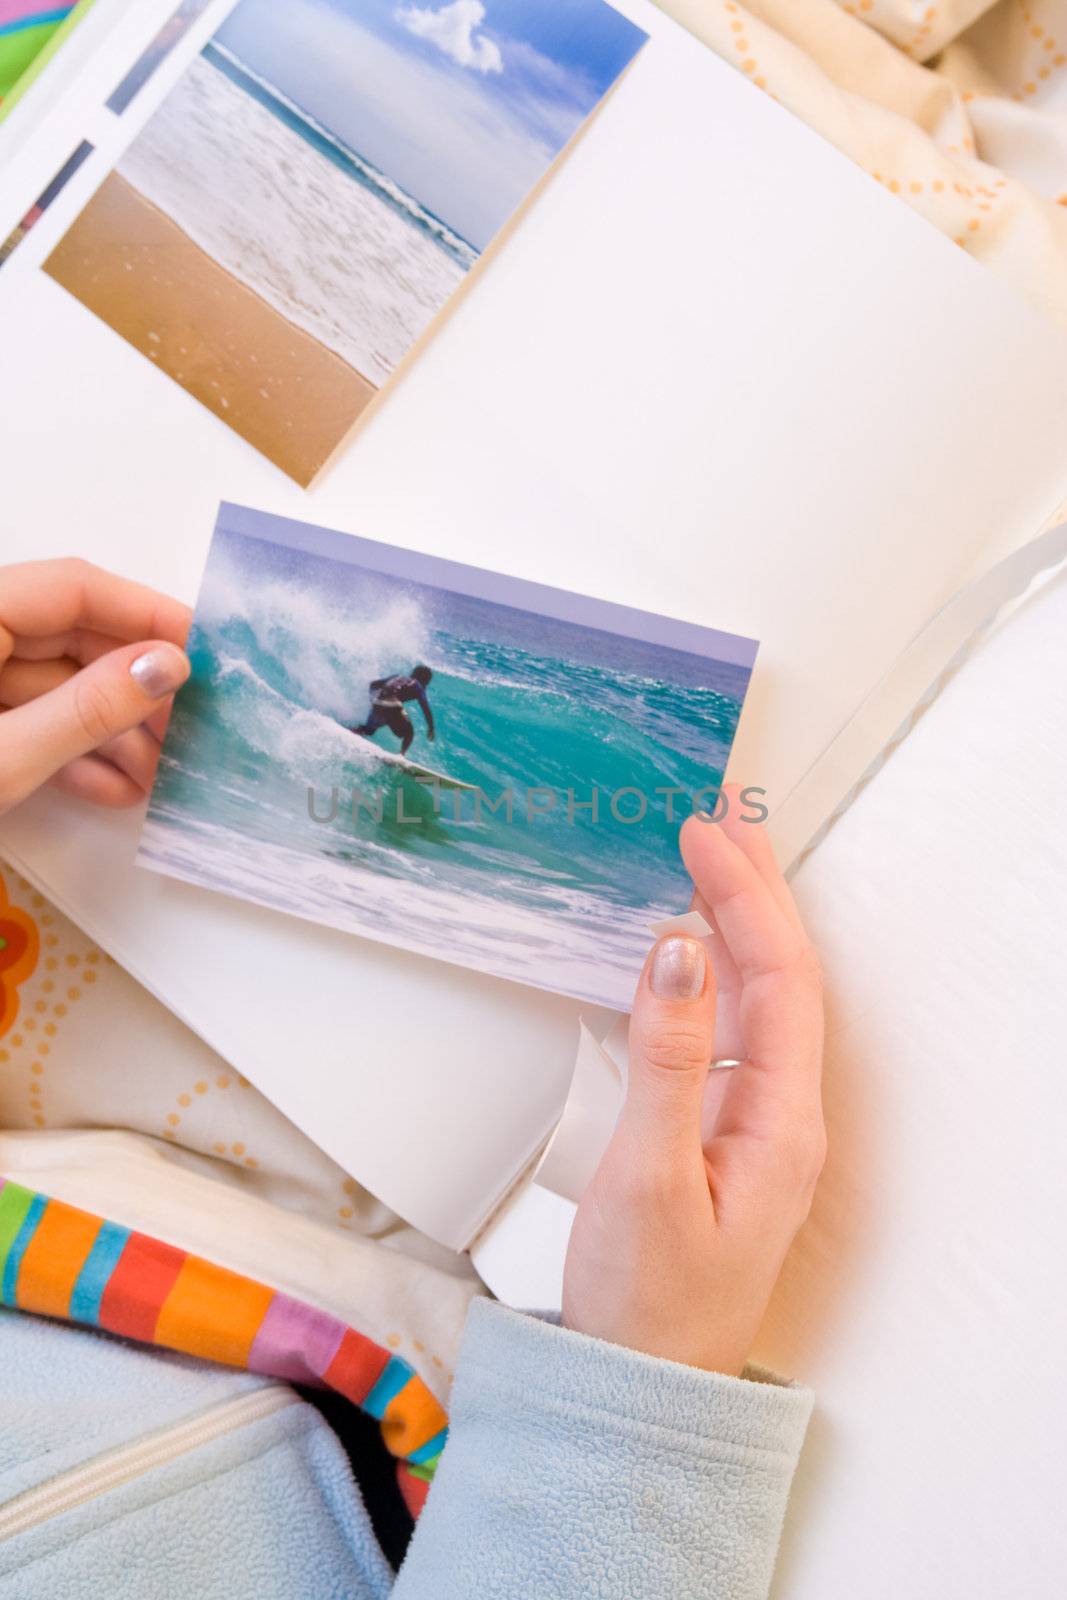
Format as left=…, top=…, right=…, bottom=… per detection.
left=43, top=0, right=647, bottom=485
left=138, top=503, right=759, bottom=1012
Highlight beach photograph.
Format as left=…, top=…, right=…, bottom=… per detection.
left=139, top=503, right=758, bottom=1011
left=44, top=0, right=647, bottom=484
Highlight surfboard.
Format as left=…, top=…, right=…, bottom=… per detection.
left=351, top=733, right=479, bottom=792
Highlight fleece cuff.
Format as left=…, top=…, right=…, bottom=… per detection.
left=395, top=1298, right=813, bottom=1600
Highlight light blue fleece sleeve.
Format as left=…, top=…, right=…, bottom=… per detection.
left=395, top=1299, right=813, bottom=1600
left=0, top=1307, right=394, bottom=1600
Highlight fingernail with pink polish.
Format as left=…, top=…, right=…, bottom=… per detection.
left=129, top=647, right=188, bottom=699
left=649, top=936, right=706, bottom=1000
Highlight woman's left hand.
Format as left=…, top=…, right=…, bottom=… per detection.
left=0, top=559, right=191, bottom=815
left=563, top=799, right=825, bottom=1376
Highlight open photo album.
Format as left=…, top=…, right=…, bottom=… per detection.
left=2, top=0, right=1067, bottom=1260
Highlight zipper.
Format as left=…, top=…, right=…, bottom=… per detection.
left=0, top=1385, right=298, bottom=1541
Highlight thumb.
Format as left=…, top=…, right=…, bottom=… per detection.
left=622, top=935, right=716, bottom=1156
left=0, top=641, right=189, bottom=811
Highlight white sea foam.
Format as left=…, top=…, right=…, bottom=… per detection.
left=118, top=53, right=468, bottom=384
left=139, top=811, right=669, bottom=1011
left=209, top=650, right=390, bottom=786
left=206, top=42, right=478, bottom=270
left=201, top=549, right=430, bottom=721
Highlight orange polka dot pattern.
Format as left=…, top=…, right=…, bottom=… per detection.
left=1013, top=1, right=1067, bottom=99
left=0, top=871, right=105, bottom=1131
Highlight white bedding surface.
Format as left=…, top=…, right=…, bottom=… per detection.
left=754, top=570, right=1067, bottom=1598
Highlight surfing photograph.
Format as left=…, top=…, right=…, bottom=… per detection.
left=44, top=0, right=647, bottom=484
left=138, top=504, right=759, bottom=1011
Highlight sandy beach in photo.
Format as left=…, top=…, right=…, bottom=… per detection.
left=45, top=172, right=377, bottom=485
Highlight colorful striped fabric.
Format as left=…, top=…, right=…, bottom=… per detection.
left=0, top=1176, right=447, bottom=1515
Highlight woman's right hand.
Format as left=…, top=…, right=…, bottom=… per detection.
left=0, top=559, right=191, bottom=815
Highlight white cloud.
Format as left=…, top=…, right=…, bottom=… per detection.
left=395, top=0, right=503, bottom=75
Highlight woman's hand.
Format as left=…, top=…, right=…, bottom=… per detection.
left=0, top=559, right=191, bottom=815
left=563, top=796, right=825, bottom=1376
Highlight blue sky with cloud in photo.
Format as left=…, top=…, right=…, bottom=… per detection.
left=215, top=0, right=646, bottom=250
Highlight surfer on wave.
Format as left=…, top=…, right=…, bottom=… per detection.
left=352, top=664, right=435, bottom=755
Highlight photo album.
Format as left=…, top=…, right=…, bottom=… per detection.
left=139, top=503, right=757, bottom=1012
left=4, top=0, right=1067, bottom=1255
left=42, top=0, right=648, bottom=483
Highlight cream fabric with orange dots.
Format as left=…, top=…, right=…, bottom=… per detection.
left=654, top=0, right=1067, bottom=330
left=0, top=863, right=481, bottom=1405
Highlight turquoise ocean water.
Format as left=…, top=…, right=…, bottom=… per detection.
left=141, top=526, right=752, bottom=1010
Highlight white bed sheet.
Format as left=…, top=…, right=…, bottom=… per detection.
left=753, top=569, right=1067, bottom=1598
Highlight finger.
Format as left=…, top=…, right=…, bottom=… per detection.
left=714, top=786, right=805, bottom=933
left=2, top=662, right=174, bottom=764
left=684, top=890, right=743, bottom=1057
left=621, top=935, right=717, bottom=1160
left=50, top=754, right=147, bottom=808
left=683, top=783, right=800, bottom=1003
left=0, top=560, right=191, bottom=665
left=143, top=699, right=175, bottom=744
left=684, top=791, right=805, bottom=1062
left=1, top=656, right=78, bottom=706
left=1, top=668, right=165, bottom=793
left=5, top=629, right=129, bottom=667
left=681, top=816, right=807, bottom=982
left=0, top=660, right=168, bottom=754
left=679, top=819, right=822, bottom=1112
left=0, top=641, right=189, bottom=814
left=88, top=723, right=164, bottom=794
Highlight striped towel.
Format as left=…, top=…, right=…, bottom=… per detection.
left=0, top=858, right=474, bottom=1524
left=0, top=1177, right=448, bottom=1516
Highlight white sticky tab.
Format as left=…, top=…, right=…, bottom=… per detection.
left=648, top=909, right=713, bottom=940
left=532, top=1020, right=624, bottom=1205
left=599, top=1014, right=631, bottom=1089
